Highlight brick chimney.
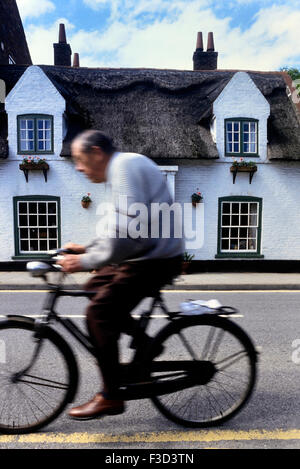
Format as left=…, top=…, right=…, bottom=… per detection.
left=193, top=32, right=218, bottom=70
left=73, top=53, right=80, bottom=68
left=54, top=24, right=72, bottom=66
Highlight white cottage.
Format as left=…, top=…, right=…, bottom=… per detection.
left=1, top=30, right=300, bottom=269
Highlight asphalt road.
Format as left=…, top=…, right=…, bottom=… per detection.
left=0, top=289, right=299, bottom=449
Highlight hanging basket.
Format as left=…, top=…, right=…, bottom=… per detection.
left=81, top=201, right=91, bottom=209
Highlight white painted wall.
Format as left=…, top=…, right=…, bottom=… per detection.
left=213, top=72, right=270, bottom=162
left=0, top=158, right=108, bottom=260
left=1, top=159, right=300, bottom=261
left=176, top=160, right=300, bottom=260
left=1, top=65, right=106, bottom=261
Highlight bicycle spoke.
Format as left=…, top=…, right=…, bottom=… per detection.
left=215, top=350, right=248, bottom=371
left=17, top=383, right=48, bottom=418
left=16, top=384, right=41, bottom=423
left=152, top=319, right=255, bottom=426
left=205, top=384, right=224, bottom=417
left=20, top=381, right=58, bottom=411
left=23, top=374, right=69, bottom=387
left=177, top=331, right=198, bottom=360
left=218, top=369, right=250, bottom=386
left=202, top=327, right=225, bottom=361
left=207, top=380, right=238, bottom=408
left=17, top=379, right=68, bottom=391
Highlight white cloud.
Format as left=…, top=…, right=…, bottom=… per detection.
left=17, top=0, right=55, bottom=20
left=83, top=0, right=108, bottom=9
left=25, top=18, right=74, bottom=65
left=25, top=0, right=300, bottom=71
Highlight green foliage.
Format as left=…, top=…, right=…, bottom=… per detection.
left=280, top=66, right=300, bottom=82
left=191, top=189, right=203, bottom=203
left=81, top=193, right=92, bottom=203
left=22, top=157, right=46, bottom=165
left=183, top=252, right=195, bottom=262
left=231, top=158, right=256, bottom=168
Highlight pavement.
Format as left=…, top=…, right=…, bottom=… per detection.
left=1, top=271, right=300, bottom=290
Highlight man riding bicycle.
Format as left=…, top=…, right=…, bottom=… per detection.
left=58, top=130, right=184, bottom=420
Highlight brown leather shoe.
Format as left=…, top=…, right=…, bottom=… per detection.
left=68, top=393, right=125, bottom=420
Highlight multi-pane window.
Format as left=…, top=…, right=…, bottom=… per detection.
left=226, top=121, right=240, bottom=154
left=14, top=198, right=60, bottom=255
left=242, top=121, right=257, bottom=154
left=18, top=115, right=53, bottom=154
left=218, top=198, right=262, bottom=256
left=225, top=119, right=258, bottom=156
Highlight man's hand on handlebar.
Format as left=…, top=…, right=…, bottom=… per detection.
left=55, top=243, right=85, bottom=273
left=56, top=254, right=83, bottom=273
left=61, top=243, right=86, bottom=254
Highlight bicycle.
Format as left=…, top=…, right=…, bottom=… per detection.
left=0, top=250, right=258, bottom=434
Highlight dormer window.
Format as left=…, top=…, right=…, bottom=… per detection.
left=225, top=118, right=258, bottom=157
left=17, top=115, right=53, bottom=154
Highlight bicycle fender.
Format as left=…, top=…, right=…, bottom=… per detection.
left=150, top=315, right=258, bottom=363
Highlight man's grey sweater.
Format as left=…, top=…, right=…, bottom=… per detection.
left=79, top=152, right=185, bottom=271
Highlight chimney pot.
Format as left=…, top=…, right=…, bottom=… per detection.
left=207, top=32, right=215, bottom=52
left=196, top=32, right=203, bottom=51
left=54, top=23, right=72, bottom=66
left=59, top=23, right=67, bottom=44
left=193, top=31, right=218, bottom=70
left=73, top=53, right=80, bottom=68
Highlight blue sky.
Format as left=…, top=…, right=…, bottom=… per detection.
left=16, top=0, right=300, bottom=70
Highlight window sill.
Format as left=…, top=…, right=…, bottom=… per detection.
left=18, top=152, right=54, bottom=156
left=12, top=255, right=51, bottom=260
left=225, top=154, right=260, bottom=158
left=215, top=254, right=264, bottom=259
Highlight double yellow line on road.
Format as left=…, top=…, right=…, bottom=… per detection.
left=0, top=429, right=300, bottom=444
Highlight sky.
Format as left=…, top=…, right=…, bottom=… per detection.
left=16, top=0, right=300, bottom=70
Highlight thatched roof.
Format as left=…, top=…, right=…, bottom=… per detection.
left=0, top=65, right=300, bottom=160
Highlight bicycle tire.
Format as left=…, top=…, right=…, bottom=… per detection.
left=0, top=316, right=79, bottom=434
left=149, top=314, right=257, bottom=427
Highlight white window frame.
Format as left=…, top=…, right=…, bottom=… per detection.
left=242, top=121, right=258, bottom=154
left=18, top=115, right=54, bottom=154
left=220, top=200, right=259, bottom=253
left=16, top=199, right=60, bottom=254
left=159, top=166, right=179, bottom=201
left=226, top=121, right=241, bottom=154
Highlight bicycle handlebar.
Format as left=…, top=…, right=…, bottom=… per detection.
left=49, top=248, right=79, bottom=257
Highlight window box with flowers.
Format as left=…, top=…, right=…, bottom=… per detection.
left=191, top=189, right=203, bottom=207
left=230, top=158, right=257, bottom=184
left=19, top=157, right=49, bottom=183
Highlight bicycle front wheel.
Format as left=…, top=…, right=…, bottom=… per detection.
left=150, top=315, right=257, bottom=427
left=0, top=316, right=78, bottom=434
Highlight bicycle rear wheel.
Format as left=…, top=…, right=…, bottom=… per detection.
left=150, top=315, right=257, bottom=427
left=0, top=316, right=78, bottom=434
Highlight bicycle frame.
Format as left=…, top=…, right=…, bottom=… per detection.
left=40, top=287, right=97, bottom=357
left=16, top=279, right=205, bottom=401
left=33, top=280, right=174, bottom=360
left=15, top=267, right=240, bottom=402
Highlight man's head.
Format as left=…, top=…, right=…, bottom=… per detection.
left=71, top=130, right=116, bottom=183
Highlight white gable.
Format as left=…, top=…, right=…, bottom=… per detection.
left=5, top=66, right=66, bottom=159
left=213, top=72, right=270, bottom=161
left=6, top=65, right=65, bottom=111
left=213, top=71, right=270, bottom=117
